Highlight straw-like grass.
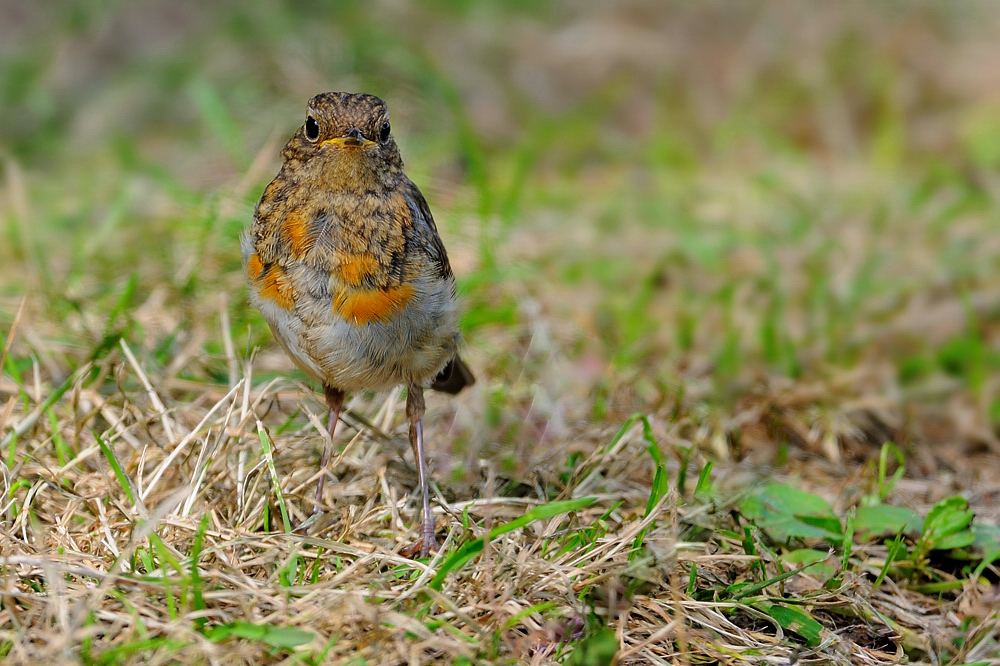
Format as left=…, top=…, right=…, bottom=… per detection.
left=2, top=1, right=1000, bottom=663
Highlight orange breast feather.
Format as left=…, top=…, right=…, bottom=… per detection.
left=334, top=284, right=414, bottom=325
left=336, top=253, right=379, bottom=286
left=247, top=253, right=295, bottom=310
left=280, top=212, right=313, bottom=258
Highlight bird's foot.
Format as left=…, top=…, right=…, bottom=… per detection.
left=401, top=527, right=439, bottom=559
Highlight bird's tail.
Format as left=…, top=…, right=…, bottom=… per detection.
left=430, top=355, right=475, bottom=394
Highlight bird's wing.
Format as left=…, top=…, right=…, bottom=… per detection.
left=402, top=178, right=454, bottom=283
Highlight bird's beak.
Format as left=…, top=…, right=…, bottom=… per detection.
left=321, top=128, right=375, bottom=148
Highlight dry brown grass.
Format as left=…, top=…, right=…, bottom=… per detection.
left=0, top=324, right=997, bottom=663
left=3, top=1, right=1000, bottom=664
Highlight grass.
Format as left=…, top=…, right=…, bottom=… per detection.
left=2, top=1, right=1000, bottom=663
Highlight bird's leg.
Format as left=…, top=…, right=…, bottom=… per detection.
left=315, top=385, right=345, bottom=512
left=406, top=385, right=437, bottom=556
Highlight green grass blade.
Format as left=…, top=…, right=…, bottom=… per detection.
left=257, top=422, right=291, bottom=533
left=96, top=432, right=136, bottom=505
left=873, top=530, right=908, bottom=591
left=877, top=442, right=905, bottom=502
left=190, top=514, right=209, bottom=629
left=206, top=621, right=313, bottom=648
left=729, top=563, right=807, bottom=601
left=428, top=497, right=596, bottom=591
left=0, top=366, right=86, bottom=451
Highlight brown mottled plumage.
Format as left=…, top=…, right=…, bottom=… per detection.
left=242, top=92, right=474, bottom=556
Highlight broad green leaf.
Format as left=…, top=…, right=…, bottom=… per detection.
left=740, top=496, right=765, bottom=518
left=754, top=484, right=832, bottom=516
left=781, top=548, right=830, bottom=568
left=921, top=497, right=974, bottom=545
left=971, top=524, right=1000, bottom=578
left=854, top=505, right=922, bottom=539
left=781, top=549, right=836, bottom=579
left=566, top=626, right=618, bottom=666
left=797, top=515, right=844, bottom=537
left=931, top=530, right=975, bottom=551
left=972, top=523, right=1000, bottom=552
left=758, top=603, right=823, bottom=647
left=740, top=483, right=841, bottom=542
left=781, top=548, right=829, bottom=565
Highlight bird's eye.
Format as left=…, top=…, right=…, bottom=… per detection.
left=379, top=120, right=391, bottom=143
left=305, top=116, right=319, bottom=141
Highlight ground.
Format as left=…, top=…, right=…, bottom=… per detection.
left=1, top=1, right=999, bottom=664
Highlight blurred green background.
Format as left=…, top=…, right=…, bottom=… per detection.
left=4, top=0, right=1000, bottom=477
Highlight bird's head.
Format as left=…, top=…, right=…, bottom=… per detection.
left=282, top=91, right=403, bottom=190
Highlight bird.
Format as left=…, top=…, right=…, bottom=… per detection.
left=242, top=91, right=474, bottom=556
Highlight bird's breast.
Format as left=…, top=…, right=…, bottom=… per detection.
left=330, top=280, right=416, bottom=326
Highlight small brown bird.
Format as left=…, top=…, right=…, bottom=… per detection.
left=242, top=92, right=474, bottom=556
